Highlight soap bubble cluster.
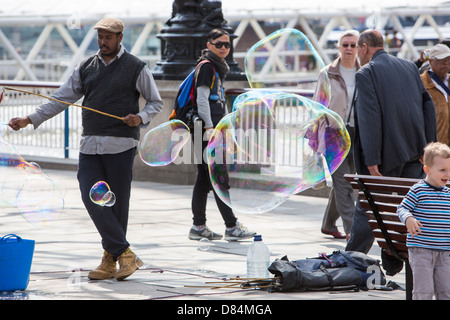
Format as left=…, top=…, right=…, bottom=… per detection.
left=89, top=181, right=116, bottom=207
left=206, top=90, right=350, bottom=214
left=136, top=28, right=349, bottom=215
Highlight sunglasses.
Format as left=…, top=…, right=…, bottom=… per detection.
left=209, top=41, right=231, bottom=49
left=342, top=43, right=357, bottom=48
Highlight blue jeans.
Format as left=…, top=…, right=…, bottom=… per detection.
left=77, top=148, right=135, bottom=258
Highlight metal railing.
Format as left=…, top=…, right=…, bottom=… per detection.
left=0, top=81, right=315, bottom=162
left=0, top=80, right=82, bottom=159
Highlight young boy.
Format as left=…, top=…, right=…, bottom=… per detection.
left=397, top=142, right=450, bottom=300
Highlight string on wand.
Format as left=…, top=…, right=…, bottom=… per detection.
left=1, top=86, right=124, bottom=121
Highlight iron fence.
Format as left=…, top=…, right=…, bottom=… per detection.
left=0, top=80, right=81, bottom=159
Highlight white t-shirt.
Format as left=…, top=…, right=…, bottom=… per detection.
left=339, top=65, right=357, bottom=126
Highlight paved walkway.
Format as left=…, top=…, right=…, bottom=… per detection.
left=0, top=168, right=407, bottom=302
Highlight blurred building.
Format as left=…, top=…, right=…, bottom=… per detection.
left=1, top=0, right=450, bottom=82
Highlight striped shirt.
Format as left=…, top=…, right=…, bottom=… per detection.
left=397, top=180, right=450, bottom=250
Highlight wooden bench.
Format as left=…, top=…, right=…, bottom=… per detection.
left=344, top=174, right=418, bottom=300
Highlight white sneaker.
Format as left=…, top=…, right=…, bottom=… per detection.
left=224, top=222, right=256, bottom=241
left=189, top=226, right=223, bottom=240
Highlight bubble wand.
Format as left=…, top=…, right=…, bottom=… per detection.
left=1, top=86, right=124, bottom=121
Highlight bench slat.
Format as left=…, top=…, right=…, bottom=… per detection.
left=366, top=211, right=402, bottom=223
left=381, top=248, right=409, bottom=259
left=360, top=201, right=399, bottom=213
left=359, top=192, right=404, bottom=204
left=349, top=182, right=412, bottom=194
left=344, top=174, right=420, bottom=186
left=368, top=220, right=407, bottom=233
left=376, top=239, right=408, bottom=253
left=372, top=230, right=407, bottom=243
left=345, top=174, right=450, bottom=188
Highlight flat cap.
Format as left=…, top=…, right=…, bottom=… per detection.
left=429, top=43, right=450, bottom=60
left=94, top=17, right=124, bottom=33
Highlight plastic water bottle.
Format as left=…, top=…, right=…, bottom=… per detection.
left=247, top=235, right=270, bottom=278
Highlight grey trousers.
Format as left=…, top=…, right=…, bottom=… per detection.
left=322, top=155, right=355, bottom=235
left=409, top=247, right=450, bottom=300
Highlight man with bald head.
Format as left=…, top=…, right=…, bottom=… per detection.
left=346, top=29, right=437, bottom=253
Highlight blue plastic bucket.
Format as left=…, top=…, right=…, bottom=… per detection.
left=0, top=234, right=35, bottom=292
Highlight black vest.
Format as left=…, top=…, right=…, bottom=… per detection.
left=79, top=51, right=145, bottom=140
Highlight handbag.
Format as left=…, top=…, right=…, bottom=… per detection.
left=346, top=89, right=356, bottom=129
left=323, top=115, right=350, bottom=169
left=345, top=89, right=357, bottom=147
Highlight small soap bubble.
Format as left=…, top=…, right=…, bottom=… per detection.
left=103, top=191, right=116, bottom=207
left=198, top=238, right=211, bottom=251
left=89, top=181, right=116, bottom=207
left=139, top=120, right=191, bottom=166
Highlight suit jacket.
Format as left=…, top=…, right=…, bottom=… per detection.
left=354, top=50, right=436, bottom=175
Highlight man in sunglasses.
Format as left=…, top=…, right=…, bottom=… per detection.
left=420, top=44, right=450, bottom=146
left=188, top=29, right=256, bottom=242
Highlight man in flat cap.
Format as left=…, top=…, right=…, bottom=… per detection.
left=9, top=17, right=163, bottom=281
left=421, top=43, right=450, bottom=146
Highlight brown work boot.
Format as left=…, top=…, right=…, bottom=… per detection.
left=88, top=251, right=117, bottom=280
left=114, top=248, right=143, bottom=281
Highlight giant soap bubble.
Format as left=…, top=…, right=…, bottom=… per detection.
left=206, top=91, right=350, bottom=214
left=205, top=28, right=349, bottom=214
left=0, top=123, right=65, bottom=227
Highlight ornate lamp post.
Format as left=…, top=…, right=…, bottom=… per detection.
left=152, top=0, right=245, bottom=80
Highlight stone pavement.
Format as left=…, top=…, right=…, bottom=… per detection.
left=0, top=168, right=407, bottom=302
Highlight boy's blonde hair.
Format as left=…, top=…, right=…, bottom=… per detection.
left=423, top=142, right=450, bottom=167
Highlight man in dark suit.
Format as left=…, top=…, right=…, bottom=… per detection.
left=345, top=29, right=437, bottom=253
